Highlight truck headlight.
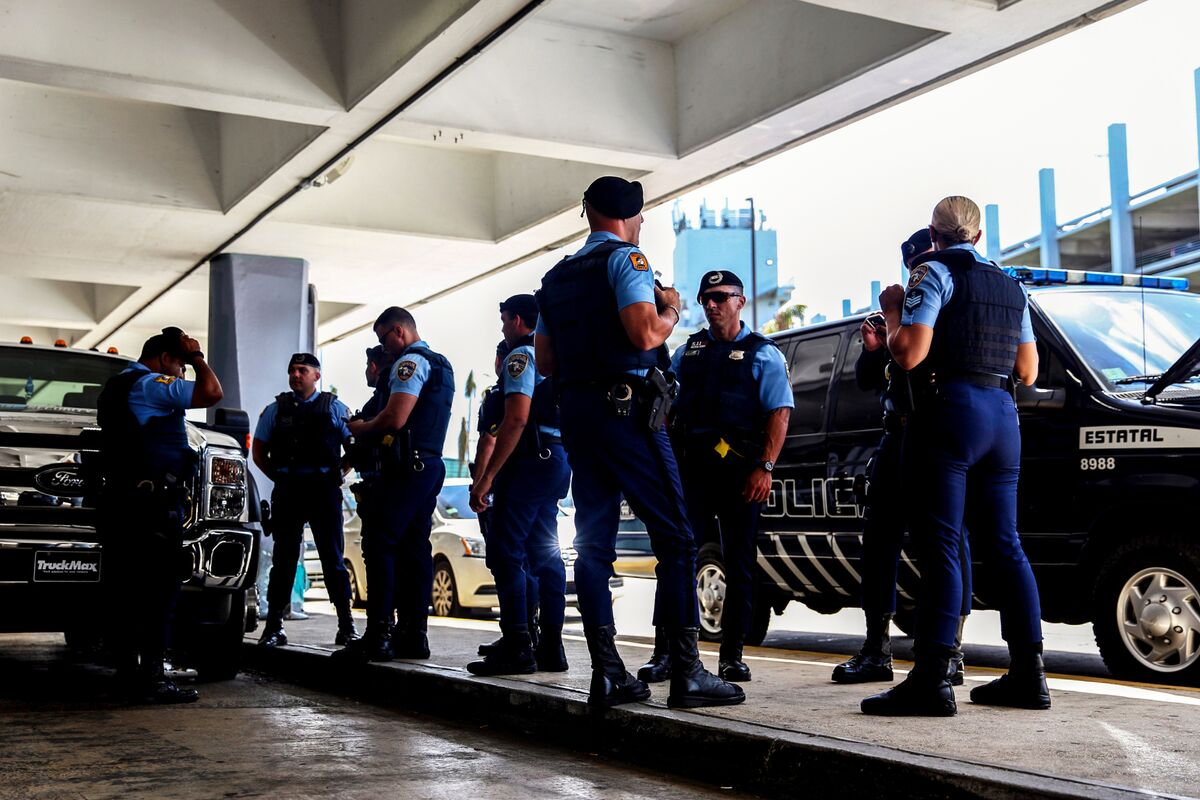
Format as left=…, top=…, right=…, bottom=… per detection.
left=208, top=486, right=245, bottom=520
left=210, top=456, right=245, bottom=486
left=206, top=454, right=246, bottom=519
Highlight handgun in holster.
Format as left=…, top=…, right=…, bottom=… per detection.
left=645, top=368, right=679, bottom=432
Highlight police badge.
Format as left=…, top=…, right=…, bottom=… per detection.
left=729, top=350, right=745, bottom=361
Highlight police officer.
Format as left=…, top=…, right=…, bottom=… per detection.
left=832, top=230, right=971, bottom=686
left=339, top=307, right=454, bottom=661
left=636, top=271, right=791, bottom=684
left=467, top=294, right=570, bottom=675
left=535, top=175, right=743, bottom=709
left=862, top=196, right=1048, bottom=716
left=97, top=327, right=223, bottom=703
left=253, top=353, right=358, bottom=649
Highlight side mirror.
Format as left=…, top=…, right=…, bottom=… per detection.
left=1016, top=384, right=1066, bottom=410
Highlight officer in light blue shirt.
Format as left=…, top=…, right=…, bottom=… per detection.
left=468, top=294, right=570, bottom=676
left=643, top=270, right=792, bottom=685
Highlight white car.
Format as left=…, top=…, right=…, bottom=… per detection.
left=339, top=477, right=621, bottom=617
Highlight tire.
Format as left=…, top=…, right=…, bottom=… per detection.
left=346, top=561, right=367, bottom=609
left=891, top=606, right=918, bottom=638
left=64, top=627, right=102, bottom=656
left=431, top=559, right=462, bottom=618
left=696, top=543, right=726, bottom=642
left=1093, top=535, right=1200, bottom=685
left=193, top=590, right=246, bottom=682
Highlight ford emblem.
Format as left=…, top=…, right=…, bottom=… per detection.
left=32, top=464, right=90, bottom=497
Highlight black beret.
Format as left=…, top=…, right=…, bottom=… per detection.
left=289, top=352, right=321, bottom=369
left=365, top=345, right=391, bottom=367
left=583, top=176, right=644, bottom=220
left=901, top=228, right=933, bottom=266
left=697, top=270, right=744, bottom=302
left=495, top=339, right=510, bottom=358
left=498, top=293, right=539, bottom=327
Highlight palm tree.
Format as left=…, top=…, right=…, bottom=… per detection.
left=457, top=417, right=469, bottom=478
left=464, top=369, right=477, bottom=434
left=762, top=303, right=807, bottom=334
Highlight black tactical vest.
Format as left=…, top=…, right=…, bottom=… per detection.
left=477, top=384, right=504, bottom=436
left=920, top=249, right=1025, bottom=378
left=536, top=240, right=666, bottom=385
left=675, top=330, right=774, bottom=452
left=399, top=345, right=454, bottom=456
left=268, top=391, right=343, bottom=475
left=96, top=368, right=194, bottom=486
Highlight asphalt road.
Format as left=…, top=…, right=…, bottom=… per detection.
left=0, top=634, right=756, bottom=800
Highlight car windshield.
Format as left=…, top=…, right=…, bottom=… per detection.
left=1034, top=289, right=1200, bottom=391
left=437, top=484, right=477, bottom=520
left=0, top=346, right=129, bottom=412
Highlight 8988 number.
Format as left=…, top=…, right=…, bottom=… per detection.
left=1080, top=457, right=1115, bottom=471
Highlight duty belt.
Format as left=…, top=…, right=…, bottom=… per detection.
left=936, top=370, right=1011, bottom=391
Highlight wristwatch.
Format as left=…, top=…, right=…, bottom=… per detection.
left=758, top=459, right=775, bottom=472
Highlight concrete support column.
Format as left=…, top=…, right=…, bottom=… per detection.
left=985, top=204, right=1002, bottom=262
left=1038, top=168, right=1061, bottom=269
left=207, top=253, right=315, bottom=490
left=1108, top=123, right=1135, bottom=273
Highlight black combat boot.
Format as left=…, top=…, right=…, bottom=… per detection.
left=333, top=620, right=393, bottom=663
left=948, top=615, right=968, bottom=686
left=832, top=613, right=893, bottom=684
left=477, top=635, right=505, bottom=657
left=335, top=604, right=360, bottom=647
left=718, top=636, right=752, bottom=683
left=257, top=611, right=287, bottom=648
left=636, top=627, right=671, bottom=683
left=860, top=642, right=957, bottom=717
left=392, top=627, right=429, bottom=660
left=666, top=627, right=746, bottom=709
left=136, top=660, right=199, bottom=705
left=970, top=642, right=1051, bottom=710
left=535, top=629, right=569, bottom=672
left=468, top=629, right=538, bottom=676
left=584, top=624, right=650, bottom=708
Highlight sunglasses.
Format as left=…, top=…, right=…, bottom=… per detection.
left=701, top=291, right=742, bottom=305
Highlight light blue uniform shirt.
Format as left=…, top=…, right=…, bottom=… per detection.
left=535, top=231, right=658, bottom=377
left=389, top=340, right=434, bottom=397
left=670, top=323, right=795, bottom=412
left=502, top=342, right=561, bottom=438
left=124, top=362, right=194, bottom=424
left=901, top=243, right=1036, bottom=344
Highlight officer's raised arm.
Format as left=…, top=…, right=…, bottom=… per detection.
left=178, top=332, right=223, bottom=407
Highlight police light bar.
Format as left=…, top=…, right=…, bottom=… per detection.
left=1003, top=266, right=1189, bottom=292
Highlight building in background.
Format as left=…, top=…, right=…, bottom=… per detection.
left=672, top=200, right=794, bottom=332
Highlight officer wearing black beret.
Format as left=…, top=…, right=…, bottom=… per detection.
left=535, top=176, right=743, bottom=709
left=253, top=353, right=359, bottom=650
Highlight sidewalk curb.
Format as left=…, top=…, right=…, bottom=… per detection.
left=243, top=642, right=1178, bottom=800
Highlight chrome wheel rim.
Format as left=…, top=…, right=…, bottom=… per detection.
left=431, top=567, right=454, bottom=617
left=696, top=563, right=726, bottom=636
left=1117, top=567, right=1200, bottom=673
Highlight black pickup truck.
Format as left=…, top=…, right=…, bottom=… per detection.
left=0, top=342, right=260, bottom=679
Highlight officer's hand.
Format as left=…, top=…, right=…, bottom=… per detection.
left=860, top=319, right=886, bottom=351
left=743, top=467, right=772, bottom=504
left=180, top=334, right=203, bottom=359
left=878, top=284, right=905, bottom=313
left=469, top=478, right=492, bottom=513
left=348, top=418, right=367, bottom=435
left=654, top=285, right=681, bottom=314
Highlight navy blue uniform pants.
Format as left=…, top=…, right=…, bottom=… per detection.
left=479, top=507, right=539, bottom=623
left=268, top=478, right=351, bottom=613
left=905, top=382, right=1042, bottom=649
left=366, top=458, right=445, bottom=632
left=861, top=424, right=971, bottom=619
left=679, top=454, right=760, bottom=645
left=560, top=387, right=698, bottom=629
left=488, top=445, right=570, bottom=634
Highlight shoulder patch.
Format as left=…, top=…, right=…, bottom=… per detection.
left=153, top=375, right=176, bottom=384
left=907, top=264, right=929, bottom=290
left=506, top=352, right=529, bottom=379
left=628, top=252, right=650, bottom=272
left=395, top=360, right=417, bottom=381
left=904, top=292, right=924, bottom=312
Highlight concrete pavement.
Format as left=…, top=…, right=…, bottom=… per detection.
left=245, top=611, right=1200, bottom=799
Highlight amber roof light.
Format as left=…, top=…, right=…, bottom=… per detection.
left=106, top=346, right=119, bottom=354
left=19, top=336, right=32, bottom=344
left=53, top=339, right=68, bottom=347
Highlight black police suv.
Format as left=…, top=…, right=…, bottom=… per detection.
left=0, top=342, right=260, bottom=679
left=695, top=268, right=1200, bottom=685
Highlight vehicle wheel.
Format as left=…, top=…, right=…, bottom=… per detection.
left=193, top=590, right=246, bottom=682
left=346, top=561, right=366, bottom=609
left=431, top=559, right=462, bottom=618
left=696, top=543, right=726, bottom=642
left=1093, top=535, right=1200, bottom=685
left=64, top=626, right=102, bottom=656
left=891, top=606, right=918, bottom=638
left=744, top=587, right=772, bottom=647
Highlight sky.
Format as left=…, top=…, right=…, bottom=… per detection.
left=320, top=0, right=1200, bottom=457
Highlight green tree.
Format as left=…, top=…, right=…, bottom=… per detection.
left=463, top=369, right=477, bottom=433
left=762, top=303, right=807, bottom=334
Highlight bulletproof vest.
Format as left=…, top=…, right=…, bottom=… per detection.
left=502, top=334, right=561, bottom=453
left=268, top=391, right=343, bottom=474
left=96, top=368, right=193, bottom=485
left=535, top=240, right=666, bottom=385
left=477, top=384, right=504, bottom=436
left=675, top=330, right=773, bottom=450
left=400, top=345, right=454, bottom=455
left=362, top=377, right=392, bottom=422
left=922, top=249, right=1024, bottom=377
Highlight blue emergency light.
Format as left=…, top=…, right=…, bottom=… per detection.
left=1002, top=266, right=1189, bottom=292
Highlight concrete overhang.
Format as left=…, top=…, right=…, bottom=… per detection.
left=0, top=0, right=1146, bottom=353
